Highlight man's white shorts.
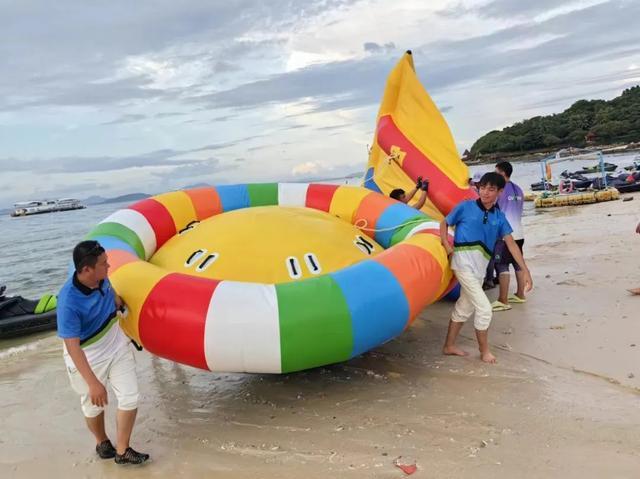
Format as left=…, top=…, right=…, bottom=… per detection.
left=67, top=344, right=139, bottom=418
left=451, top=269, right=493, bottom=331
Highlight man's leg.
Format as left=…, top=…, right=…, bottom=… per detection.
left=85, top=412, right=109, bottom=444
left=483, top=256, right=496, bottom=289
left=68, top=362, right=111, bottom=447
left=514, top=269, right=526, bottom=299
left=475, top=329, right=496, bottom=363
left=108, top=346, right=148, bottom=463
left=116, top=409, right=137, bottom=455
left=497, top=272, right=511, bottom=304
left=495, top=240, right=511, bottom=304
left=443, top=320, right=468, bottom=356
left=513, top=239, right=526, bottom=299
left=443, top=271, right=475, bottom=356
left=457, top=272, right=496, bottom=363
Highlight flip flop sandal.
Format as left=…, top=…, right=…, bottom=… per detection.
left=508, top=294, right=527, bottom=303
left=491, top=301, right=512, bottom=312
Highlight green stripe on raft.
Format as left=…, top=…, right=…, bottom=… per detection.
left=276, top=275, right=353, bottom=373
left=389, top=215, right=429, bottom=247
left=248, top=183, right=279, bottom=207
left=86, top=222, right=146, bottom=259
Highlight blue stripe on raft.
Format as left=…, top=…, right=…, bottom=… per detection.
left=216, top=184, right=250, bottom=212
left=90, top=236, right=138, bottom=257
left=374, top=203, right=424, bottom=247
left=331, top=260, right=409, bottom=358
left=363, top=168, right=382, bottom=193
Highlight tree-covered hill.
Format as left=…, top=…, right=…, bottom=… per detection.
left=470, top=85, right=640, bottom=155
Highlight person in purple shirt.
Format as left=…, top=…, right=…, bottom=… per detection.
left=492, top=161, right=527, bottom=311
left=630, top=221, right=640, bottom=295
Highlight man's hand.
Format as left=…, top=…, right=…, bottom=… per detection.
left=440, top=220, right=453, bottom=257
left=89, top=380, right=108, bottom=407
left=443, top=242, right=454, bottom=256
left=115, top=294, right=124, bottom=310
left=636, top=222, right=640, bottom=234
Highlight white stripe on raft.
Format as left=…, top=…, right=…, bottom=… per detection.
left=99, top=209, right=157, bottom=259
left=203, top=281, right=281, bottom=373
left=277, top=183, right=309, bottom=207
left=404, top=221, right=441, bottom=239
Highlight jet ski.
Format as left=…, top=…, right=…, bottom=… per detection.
left=0, top=285, right=57, bottom=339
left=531, top=180, right=557, bottom=191
left=577, top=162, right=617, bottom=174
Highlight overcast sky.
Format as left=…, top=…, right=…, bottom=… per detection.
left=1, top=0, right=639, bottom=206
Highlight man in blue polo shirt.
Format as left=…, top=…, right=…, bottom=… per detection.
left=57, top=240, right=149, bottom=465
left=439, top=172, right=533, bottom=363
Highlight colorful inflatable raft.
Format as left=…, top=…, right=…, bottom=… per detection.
left=364, top=51, right=476, bottom=217
left=87, top=184, right=454, bottom=373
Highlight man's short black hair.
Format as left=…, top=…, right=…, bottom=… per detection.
left=478, top=172, right=506, bottom=190
left=390, top=188, right=405, bottom=200
left=73, top=240, right=106, bottom=272
left=495, top=161, right=513, bottom=178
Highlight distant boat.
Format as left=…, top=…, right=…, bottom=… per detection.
left=10, top=198, right=86, bottom=217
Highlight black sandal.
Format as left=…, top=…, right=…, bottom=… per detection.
left=114, top=447, right=150, bottom=465
left=95, top=439, right=116, bottom=459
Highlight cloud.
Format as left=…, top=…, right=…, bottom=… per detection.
left=363, top=41, right=396, bottom=53
left=150, top=157, right=235, bottom=180
left=101, top=113, right=148, bottom=125
left=0, top=0, right=362, bottom=111
left=0, top=148, right=199, bottom=174
left=175, top=1, right=639, bottom=118
left=292, top=161, right=321, bottom=176
left=475, top=0, right=606, bottom=19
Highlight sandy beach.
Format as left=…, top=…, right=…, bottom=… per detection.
left=1, top=197, right=640, bottom=478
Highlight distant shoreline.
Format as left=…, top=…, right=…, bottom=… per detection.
left=464, top=144, right=640, bottom=167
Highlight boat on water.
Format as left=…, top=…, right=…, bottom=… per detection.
left=0, top=285, right=57, bottom=339
left=10, top=198, right=86, bottom=217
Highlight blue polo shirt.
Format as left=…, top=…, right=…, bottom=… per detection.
left=446, top=199, right=512, bottom=278
left=57, top=275, right=128, bottom=367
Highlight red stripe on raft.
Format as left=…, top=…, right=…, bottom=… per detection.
left=139, top=273, right=219, bottom=370
left=306, top=184, right=339, bottom=212
left=376, top=115, right=477, bottom=215
left=128, top=198, right=177, bottom=250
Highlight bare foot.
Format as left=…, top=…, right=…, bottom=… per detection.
left=481, top=351, right=497, bottom=363
left=627, top=288, right=640, bottom=295
left=443, top=346, right=469, bottom=357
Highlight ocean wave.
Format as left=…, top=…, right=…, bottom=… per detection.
left=0, top=338, right=48, bottom=360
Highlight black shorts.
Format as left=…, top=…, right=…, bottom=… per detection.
left=494, top=238, right=524, bottom=274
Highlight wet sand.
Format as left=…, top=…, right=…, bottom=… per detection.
left=1, top=197, right=640, bottom=478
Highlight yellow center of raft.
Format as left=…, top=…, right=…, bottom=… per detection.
left=149, top=206, right=383, bottom=284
